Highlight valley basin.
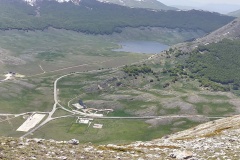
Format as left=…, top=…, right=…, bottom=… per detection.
left=113, top=41, right=169, bottom=54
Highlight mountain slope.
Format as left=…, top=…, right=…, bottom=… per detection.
left=177, top=18, right=240, bottom=52
left=0, top=0, right=234, bottom=34
left=228, top=9, right=240, bottom=17
left=97, top=0, right=177, bottom=11
left=24, top=0, right=81, bottom=6
left=167, top=18, right=240, bottom=92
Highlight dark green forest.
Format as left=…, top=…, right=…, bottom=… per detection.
left=182, top=39, right=240, bottom=91
left=123, top=64, right=152, bottom=76
left=0, top=0, right=235, bottom=34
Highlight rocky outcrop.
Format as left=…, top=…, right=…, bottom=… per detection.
left=1, top=115, right=240, bottom=159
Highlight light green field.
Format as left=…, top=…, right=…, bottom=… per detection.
left=0, top=27, right=204, bottom=75
left=0, top=116, right=25, bottom=137
left=26, top=68, right=235, bottom=144
left=0, top=29, right=148, bottom=75
left=0, top=68, right=238, bottom=144
left=31, top=117, right=199, bottom=144
left=0, top=28, right=236, bottom=144
left=66, top=72, right=236, bottom=117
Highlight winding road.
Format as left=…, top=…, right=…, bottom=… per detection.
left=21, top=73, right=76, bottom=138
left=0, top=54, right=228, bottom=137
left=21, top=68, right=227, bottom=138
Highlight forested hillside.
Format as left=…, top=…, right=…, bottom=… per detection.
left=186, top=39, right=240, bottom=89
left=0, top=0, right=235, bottom=34
left=168, top=39, right=240, bottom=91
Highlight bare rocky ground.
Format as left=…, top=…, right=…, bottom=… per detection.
left=85, top=74, right=239, bottom=117
left=1, top=115, right=240, bottom=159
left=80, top=69, right=240, bottom=130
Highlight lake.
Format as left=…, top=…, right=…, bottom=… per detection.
left=113, top=41, right=169, bottom=54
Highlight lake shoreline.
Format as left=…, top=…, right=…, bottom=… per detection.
left=113, top=41, right=169, bottom=54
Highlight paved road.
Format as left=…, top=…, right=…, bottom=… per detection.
left=0, top=52, right=230, bottom=138
left=22, top=69, right=117, bottom=137
left=19, top=52, right=230, bottom=137
left=22, top=67, right=228, bottom=137
left=21, top=73, right=75, bottom=138
left=96, top=115, right=226, bottom=119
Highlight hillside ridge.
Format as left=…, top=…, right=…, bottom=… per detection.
left=23, top=0, right=176, bottom=10
left=176, top=17, right=240, bottom=52
left=228, top=9, right=240, bottom=17
left=97, top=0, right=177, bottom=11
left=24, top=0, right=81, bottom=6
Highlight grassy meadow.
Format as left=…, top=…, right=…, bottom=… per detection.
left=0, top=28, right=238, bottom=144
